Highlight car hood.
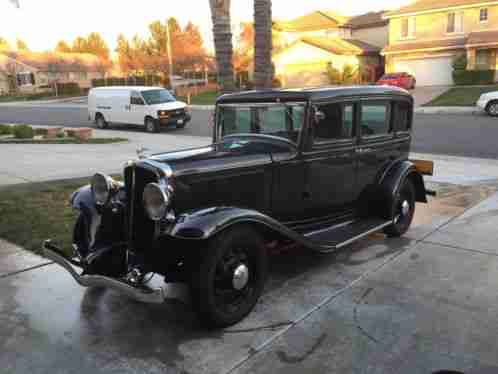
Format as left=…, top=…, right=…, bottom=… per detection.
left=143, top=135, right=297, bottom=177
left=148, top=101, right=187, bottom=111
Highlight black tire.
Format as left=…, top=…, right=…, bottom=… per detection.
left=486, top=100, right=498, bottom=117
left=145, top=117, right=158, bottom=133
left=383, top=178, right=416, bottom=238
left=190, top=226, right=268, bottom=328
left=95, top=114, right=108, bottom=129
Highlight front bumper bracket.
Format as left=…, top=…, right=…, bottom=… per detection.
left=42, top=240, right=165, bottom=304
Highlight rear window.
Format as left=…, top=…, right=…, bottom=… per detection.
left=360, top=102, right=391, bottom=137
left=393, top=101, right=412, bottom=132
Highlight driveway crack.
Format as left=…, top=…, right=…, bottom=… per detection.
left=353, top=287, right=379, bottom=344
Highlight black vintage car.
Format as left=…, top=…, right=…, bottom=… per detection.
left=44, top=86, right=434, bottom=327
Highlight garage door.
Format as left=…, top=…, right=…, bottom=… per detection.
left=393, top=57, right=453, bottom=86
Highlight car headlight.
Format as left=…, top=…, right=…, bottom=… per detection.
left=143, top=183, right=170, bottom=221
left=91, top=173, right=113, bottom=206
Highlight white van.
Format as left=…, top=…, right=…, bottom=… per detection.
left=88, top=86, right=191, bottom=133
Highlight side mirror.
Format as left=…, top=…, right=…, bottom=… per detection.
left=314, top=110, right=326, bottom=123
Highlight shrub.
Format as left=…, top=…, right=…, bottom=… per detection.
left=453, top=70, right=495, bottom=85
left=0, top=124, right=12, bottom=135
left=342, top=64, right=358, bottom=84
left=452, top=54, right=467, bottom=70
left=56, top=82, right=81, bottom=96
left=327, top=65, right=342, bottom=84
left=12, top=124, right=34, bottom=139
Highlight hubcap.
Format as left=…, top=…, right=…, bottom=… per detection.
left=491, top=104, right=498, bottom=114
left=232, top=264, right=249, bottom=290
left=401, top=200, right=410, bottom=217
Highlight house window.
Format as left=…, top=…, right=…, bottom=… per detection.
left=447, top=12, right=464, bottom=33
left=476, top=49, right=492, bottom=69
left=16, top=72, right=35, bottom=86
left=480, top=8, right=488, bottom=22
left=401, top=17, right=416, bottom=39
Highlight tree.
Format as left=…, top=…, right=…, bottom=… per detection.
left=85, top=32, right=110, bottom=60
left=72, top=36, right=87, bottom=53
left=209, top=0, right=235, bottom=93
left=0, top=37, right=10, bottom=50
left=253, top=0, right=273, bottom=89
left=16, top=38, right=29, bottom=51
left=55, top=40, right=71, bottom=53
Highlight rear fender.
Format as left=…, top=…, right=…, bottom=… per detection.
left=377, top=160, right=428, bottom=219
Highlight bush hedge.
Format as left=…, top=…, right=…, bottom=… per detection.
left=92, top=75, right=162, bottom=87
left=0, top=124, right=12, bottom=135
left=452, top=70, right=496, bottom=85
left=12, top=124, right=34, bottom=139
left=56, top=82, right=81, bottom=96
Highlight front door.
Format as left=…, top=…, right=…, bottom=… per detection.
left=302, top=101, right=358, bottom=219
left=130, top=91, right=147, bottom=125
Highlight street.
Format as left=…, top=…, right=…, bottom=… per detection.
left=0, top=104, right=497, bottom=158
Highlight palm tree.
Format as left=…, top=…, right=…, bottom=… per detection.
left=209, top=0, right=235, bottom=93
left=253, top=0, right=273, bottom=89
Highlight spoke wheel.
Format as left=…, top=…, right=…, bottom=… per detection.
left=384, top=178, right=416, bottom=237
left=190, top=226, right=268, bottom=328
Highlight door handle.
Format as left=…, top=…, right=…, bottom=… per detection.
left=356, top=148, right=373, bottom=154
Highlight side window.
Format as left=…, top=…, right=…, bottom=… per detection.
left=131, top=91, right=145, bottom=105
left=220, top=107, right=251, bottom=136
left=360, top=102, right=391, bottom=137
left=393, top=101, right=411, bottom=132
left=313, top=103, right=354, bottom=144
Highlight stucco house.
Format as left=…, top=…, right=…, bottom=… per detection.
left=272, top=11, right=388, bottom=88
left=383, top=0, right=498, bottom=86
left=0, top=51, right=108, bottom=95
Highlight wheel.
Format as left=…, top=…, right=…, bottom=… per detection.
left=486, top=100, right=498, bottom=117
left=189, top=226, right=268, bottom=328
left=95, top=114, right=108, bottom=129
left=145, top=117, right=158, bottom=133
left=383, top=178, right=416, bottom=237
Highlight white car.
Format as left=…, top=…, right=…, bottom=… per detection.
left=477, top=91, right=498, bottom=116
left=88, top=86, right=191, bottom=132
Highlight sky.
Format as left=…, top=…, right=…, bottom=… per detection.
left=0, top=0, right=412, bottom=53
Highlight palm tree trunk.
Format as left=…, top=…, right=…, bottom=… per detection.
left=209, top=0, right=235, bottom=93
left=253, top=0, right=273, bottom=89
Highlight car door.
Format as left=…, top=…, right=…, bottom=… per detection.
left=355, top=99, right=402, bottom=203
left=301, top=101, right=358, bottom=219
left=129, top=91, right=147, bottom=125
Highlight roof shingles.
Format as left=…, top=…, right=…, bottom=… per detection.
left=385, top=0, right=498, bottom=18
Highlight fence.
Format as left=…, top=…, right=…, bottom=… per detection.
left=91, top=75, right=162, bottom=88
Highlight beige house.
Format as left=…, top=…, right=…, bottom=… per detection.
left=383, top=0, right=498, bottom=86
left=272, top=11, right=388, bottom=88
left=0, top=51, right=108, bottom=95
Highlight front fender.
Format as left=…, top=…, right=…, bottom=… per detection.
left=166, top=207, right=303, bottom=243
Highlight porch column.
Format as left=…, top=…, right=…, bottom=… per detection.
left=467, top=48, right=476, bottom=70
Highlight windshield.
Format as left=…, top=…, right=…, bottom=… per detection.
left=217, top=103, right=306, bottom=143
left=141, top=89, right=176, bottom=105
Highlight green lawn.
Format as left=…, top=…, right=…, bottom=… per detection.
left=0, top=93, right=83, bottom=103
left=0, top=178, right=87, bottom=256
left=424, top=85, right=498, bottom=106
left=0, top=137, right=128, bottom=144
left=177, top=90, right=219, bottom=105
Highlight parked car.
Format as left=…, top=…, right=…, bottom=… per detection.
left=377, top=73, right=416, bottom=90
left=477, top=91, right=498, bottom=116
left=44, top=86, right=434, bottom=328
left=88, top=86, right=191, bottom=133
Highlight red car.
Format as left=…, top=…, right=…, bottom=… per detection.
left=377, top=72, right=416, bottom=90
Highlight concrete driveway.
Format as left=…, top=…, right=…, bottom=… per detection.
left=1, top=180, right=498, bottom=373
left=410, top=86, right=450, bottom=107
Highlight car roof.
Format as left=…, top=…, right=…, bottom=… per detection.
left=91, top=86, right=165, bottom=92
left=217, top=85, right=412, bottom=104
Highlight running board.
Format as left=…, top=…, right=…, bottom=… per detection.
left=303, top=218, right=392, bottom=252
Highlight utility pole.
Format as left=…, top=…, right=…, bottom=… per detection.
left=165, top=20, right=174, bottom=90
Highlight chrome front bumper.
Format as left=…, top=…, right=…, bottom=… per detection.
left=42, top=240, right=165, bottom=304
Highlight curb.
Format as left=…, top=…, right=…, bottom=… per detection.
left=415, top=106, right=480, bottom=115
